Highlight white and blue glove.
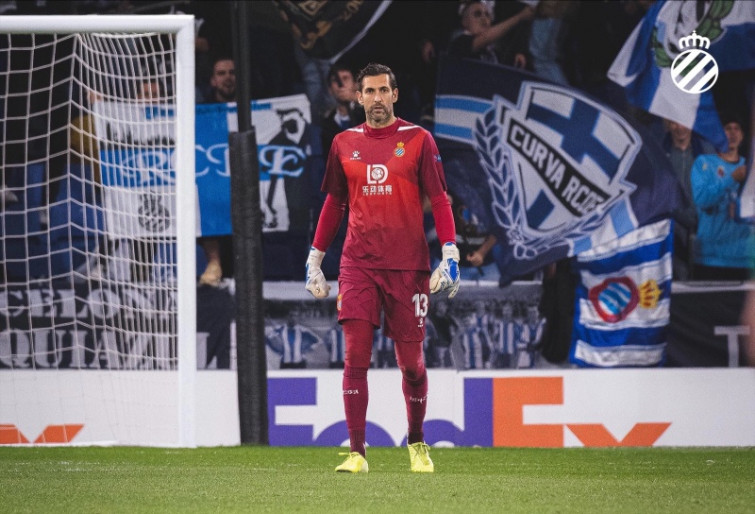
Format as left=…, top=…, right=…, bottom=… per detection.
left=305, top=247, right=331, bottom=299
left=430, top=242, right=460, bottom=298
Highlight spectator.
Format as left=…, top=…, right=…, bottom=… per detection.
left=491, top=301, right=519, bottom=369
left=450, top=190, right=500, bottom=281
left=265, top=306, right=322, bottom=369
left=325, top=321, right=346, bottom=369
left=662, top=119, right=715, bottom=280
left=198, top=56, right=236, bottom=287
left=517, top=303, right=545, bottom=368
left=320, top=63, right=364, bottom=154
left=461, top=301, right=493, bottom=369
left=448, top=0, right=534, bottom=63
left=691, top=113, right=755, bottom=280
left=528, top=0, right=577, bottom=85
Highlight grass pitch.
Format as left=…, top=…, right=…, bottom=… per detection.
left=1, top=446, right=753, bottom=513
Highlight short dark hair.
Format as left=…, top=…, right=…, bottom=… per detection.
left=719, top=111, right=745, bottom=130
left=356, top=62, right=398, bottom=92
left=327, top=63, right=353, bottom=84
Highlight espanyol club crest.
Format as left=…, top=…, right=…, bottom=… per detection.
left=476, top=84, right=639, bottom=260
left=671, top=31, right=718, bottom=94
left=588, top=276, right=661, bottom=323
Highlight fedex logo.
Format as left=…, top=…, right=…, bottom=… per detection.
left=0, top=424, right=83, bottom=444
left=268, top=376, right=670, bottom=448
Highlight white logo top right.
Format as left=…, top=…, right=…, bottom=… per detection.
left=671, top=31, right=719, bottom=94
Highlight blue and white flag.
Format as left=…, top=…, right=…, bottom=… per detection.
left=608, top=0, right=755, bottom=152
left=569, top=219, right=672, bottom=368
left=435, top=57, right=682, bottom=284
left=194, top=94, right=313, bottom=236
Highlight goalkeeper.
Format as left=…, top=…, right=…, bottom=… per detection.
left=305, top=63, right=460, bottom=475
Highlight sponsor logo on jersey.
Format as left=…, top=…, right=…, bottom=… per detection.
left=362, top=164, right=393, bottom=196
left=367, top=164, right=388, bottom=184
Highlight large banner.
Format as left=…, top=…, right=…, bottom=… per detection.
left=94, top=94, right=315, bottom=240
left=434, top=57, right=683, bottom=284
left=93, top=102, right=178, bottom=239
left=0, top=282, right=177, bottom=370
left=195, top=94, right=315, bottom=237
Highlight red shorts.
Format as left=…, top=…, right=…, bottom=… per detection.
left=337, top=266, right=430, bottom=342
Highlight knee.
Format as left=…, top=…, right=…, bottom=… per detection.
left=399, top=360, right=426, bottom=384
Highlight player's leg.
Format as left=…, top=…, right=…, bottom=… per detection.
left=394, top=339, right=427, bottom=445
left=335, top=267, right=380, bottom=472
left=341, top=318, right=373, bottom=458
left=383, top=270, right=434, bottom=472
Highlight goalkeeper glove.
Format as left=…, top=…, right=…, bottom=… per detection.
left=430, top=242, right=460, bottom=298
left=305, top=247, right=331, bottom=299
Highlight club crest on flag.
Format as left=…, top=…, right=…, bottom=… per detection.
left=476, top=85, right=640, bottom=260
left=670, top=31, right=718, bottom=94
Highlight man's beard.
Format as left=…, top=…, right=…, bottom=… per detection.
left=368, top=105, right=390, bottom=122
left=217, top=84, right=236, bottom=102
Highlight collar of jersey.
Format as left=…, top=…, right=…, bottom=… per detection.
left=364, top=118, right=401, bottom=139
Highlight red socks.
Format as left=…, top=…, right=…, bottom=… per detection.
left=403, top=371, right=428, bottom=445
left=342, top=364, right=368, bottom=456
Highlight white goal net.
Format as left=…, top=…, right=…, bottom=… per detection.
left=0, top=16, right=196, bottom=446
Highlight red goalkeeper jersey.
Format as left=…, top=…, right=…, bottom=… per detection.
left=321, top=118, right=448, bottom=271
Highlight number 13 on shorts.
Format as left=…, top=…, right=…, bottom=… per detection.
left=413, top=293, right=428, bottom=327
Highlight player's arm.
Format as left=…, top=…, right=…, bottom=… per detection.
left=306, top=193, right=346, bottom=298
left=429, top=192, right=461, bottom=298
left=306, top=140, right=349, bottom=298
left=418, top=132, right=461, bottom=298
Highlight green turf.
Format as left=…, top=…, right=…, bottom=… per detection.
left=1, top=446, right=753, bottom=513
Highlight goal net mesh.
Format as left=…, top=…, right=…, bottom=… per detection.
left=1, top=22, right=194, bottom=446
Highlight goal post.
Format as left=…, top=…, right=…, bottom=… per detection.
left=0, top=15, right=197, bottom=446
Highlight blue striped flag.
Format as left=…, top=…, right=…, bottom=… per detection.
left=570, top=219, right=673, bottom=367
left=608, top=0, right=755, bottom=152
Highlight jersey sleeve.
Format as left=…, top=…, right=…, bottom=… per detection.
left=418, top=131, right=448, bottom=199
left=321, top=136, right=349, bottom=198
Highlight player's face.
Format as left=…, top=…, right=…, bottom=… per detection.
left=357, top=74, right=397, bottom=128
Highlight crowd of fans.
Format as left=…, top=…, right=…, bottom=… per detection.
left=1, top=0, right=753, bottom=285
